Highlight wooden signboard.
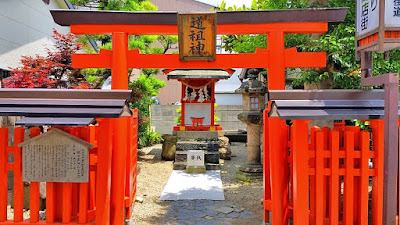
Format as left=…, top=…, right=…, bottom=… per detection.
left=19, top=129, right=92, bottom=183
left=178, top=13, right=216, bottom=61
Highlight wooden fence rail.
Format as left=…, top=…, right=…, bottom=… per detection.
left=0, top=109, right=138, bottom=224
left=264, top=114, right=388, bottom=225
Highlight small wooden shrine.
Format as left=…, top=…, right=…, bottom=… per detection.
left=165, top=69, right=232, bottom=131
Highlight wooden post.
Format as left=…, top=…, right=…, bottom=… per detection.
left=29, top=127, right=41, bottom=223
left=292, top=120, right=309, bottom=225
left=0, top=127, right=8, bottom=222
left=96, top=119, right=113, bottom=225
left=329, top=130, right=340, bottom=224
left=13, top=127, right=24, bottom=222
left=111, top=31, right=129, bottom=225
left=371, top=120, right=384, bottom=225
left=269, top=117, right=288, bottom=225
left=263, top=110, right=271, bottom=223
left=343, top=131, right=355, bottom=225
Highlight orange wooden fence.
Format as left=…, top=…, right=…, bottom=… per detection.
left=0, top=109, right=138, bottom=225
left=264, top=114, right=391, bottom=224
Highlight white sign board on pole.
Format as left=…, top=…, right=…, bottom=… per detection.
left=356, top=0, right=380, bottom=37
left=385, top=0, right=400, bottom=27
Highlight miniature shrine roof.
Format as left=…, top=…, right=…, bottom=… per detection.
left=50, top=8, right=348, bottom=26
left=268, top=90, right=400, bottom=120
left=167, top=70, right=231, bottom=79
left=0, top=88, right=132, bottom=119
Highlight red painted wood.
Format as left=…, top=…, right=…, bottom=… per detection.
left=70, top=22, right=327, bottom=35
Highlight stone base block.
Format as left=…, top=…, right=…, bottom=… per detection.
left=205, top=152, right=219, bottom=164
left=176, top=141, right=219, bottom=151
left=173, top=163, right=187, bottom=170
left=175, top=151, right=220, bottom=164
left=174, top=151, right=187, bottom=162
left=205, top=163, right=220, bottom=170
left=174, top=131, right=219, bottom=141
left=186, top=166, right=206, bottom=174
left=174, top=162, right=220, bottom=170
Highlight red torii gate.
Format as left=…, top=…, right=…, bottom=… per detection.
left=51, top=8, right=347, bottom=225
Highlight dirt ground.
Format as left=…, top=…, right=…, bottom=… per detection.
left=132, top=142, right=263, bottom=225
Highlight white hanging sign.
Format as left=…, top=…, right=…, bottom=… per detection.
left=356, top=0, right=380, bottom=37
left=385, top=0, right=400, bottom=27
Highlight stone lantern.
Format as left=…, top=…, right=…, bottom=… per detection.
left=235, top=69, right=267, bottom=179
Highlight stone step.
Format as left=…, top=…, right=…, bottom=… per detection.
left=176, top=141, right=219, bottom=151
left=205, top=163, right=220, bottom=170
left=173, top=162, right=220, bottom=170
left=174, top=151, right=219, bottom=164
left=174, top=131, right=219, bottom=141
left=205, top=152, right=219, bottom=164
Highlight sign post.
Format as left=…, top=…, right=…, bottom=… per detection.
left=356, top=1, right=400, bottom=224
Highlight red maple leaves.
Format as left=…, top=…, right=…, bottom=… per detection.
left=3, top=29, right=83, bottom=88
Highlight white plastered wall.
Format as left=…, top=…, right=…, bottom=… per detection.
left=184, top=103, right=212, bottom=126
left=0, top=0, right=68, bottom=70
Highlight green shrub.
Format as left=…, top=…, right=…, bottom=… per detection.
left=129, top=74, right=165, bottom=148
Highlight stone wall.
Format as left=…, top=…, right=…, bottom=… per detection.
left=151, top=105, right=247, bottom=135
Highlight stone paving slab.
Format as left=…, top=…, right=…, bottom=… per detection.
left=162, top=200, right=254, bottom=225
left=160, top=170, right=224, bottom=201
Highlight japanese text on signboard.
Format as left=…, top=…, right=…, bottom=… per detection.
left=178, top=13, right=216, bottom=61
left=356, top=0, right=379, bottom=36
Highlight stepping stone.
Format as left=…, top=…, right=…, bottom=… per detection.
left=215, top=206, right=234, bottom=214
left=226, top=212, right=240, bottom=218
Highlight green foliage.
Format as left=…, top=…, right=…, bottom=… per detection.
left=129, top=75, right=165, bottom=148
left=219, top=0, right=400, bottom=89
left=74, top=0, right=178, bottom=84
left=175, top=107, right=182, bottom=124
left=174, top=104, right=219, bottom=125
left=346, top=120, right=371, bottom=131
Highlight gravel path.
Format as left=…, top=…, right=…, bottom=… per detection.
left=132, top=142, right=263, bottom=224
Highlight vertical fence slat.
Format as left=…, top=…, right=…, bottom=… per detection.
left=96, top=118, right=112, bottom=225
left=371, top=120, right=384, bottom=225
left=263, top=110, right=271, bottom=223
left=62, top=183, right=73, bottom=223
left=315, top=131, right=324, bottom=225
left=309, top=126, right=320, bottom=223
left=269, top=117, right=289, bottom=225
left=29, top=127, right=41, bottom=222
left=348, top=127, right=360, bottom=225
left=329, top=130, right=339, bottom=225
left=358, top=131, right=369, bottom=224
left=132, top=109, right=138, bottom=205
left=125, top=116, right=134, bottom=220
left=111, top=116, right=129, bottom=225
left=88, top=126, right=97, bottom=210
left=79, top=127, right=90, bottom=224
left=322, top=127, right=330, bottom=220
left=70, top=127, right=80, bottom=221
left=46, top=182, right=56, bottom=223
left=13, top=127, right=24, bottom=222
left=0, top=127, right=8, bottom=222
left=343, top=131, right=354, bottom=225
left=292, top=120, right=309, bottom=225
